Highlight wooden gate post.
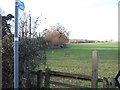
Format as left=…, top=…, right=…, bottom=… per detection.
left=44, top=68, right=50, bottom=88
left=37, top=70, right=43, bottom=88
left=111, top=78, right=116, bottom=88
left=91, top=51, right=99, bottom=88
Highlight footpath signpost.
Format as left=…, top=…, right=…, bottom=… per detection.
left=115, top=70, right=120, bottom=88
left=14, top=0, right=25, bottom=89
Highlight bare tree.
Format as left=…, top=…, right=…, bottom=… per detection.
left=18, top=12, right=47, bottom=88
left=19, top=12, right=44, bottom=38
left=43, top=23, right=69, bottom=48
left=19, top=12, right=29, bottom=37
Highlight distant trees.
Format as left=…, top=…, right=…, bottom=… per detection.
left=42, top=23, right=69, bottom=48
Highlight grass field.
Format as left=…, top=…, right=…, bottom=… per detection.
left=45, top=42, right=118, bottom=88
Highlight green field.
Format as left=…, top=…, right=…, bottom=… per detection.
left=45, top=42, right=118, bottom=88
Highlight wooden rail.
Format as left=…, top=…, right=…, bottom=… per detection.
left=48, top=70, right=103, bottom=82
left=43, top=69, right=103, bottom=87
left=28, top=69, right=103, bottom=82
left=28, top=68, right=103, bottom=88
left=29, top=68, right=118, bottom=88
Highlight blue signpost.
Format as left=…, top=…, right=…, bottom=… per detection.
left=14, top=0, right=25, bottom=89
left=19, top=0, right=25, bottom=11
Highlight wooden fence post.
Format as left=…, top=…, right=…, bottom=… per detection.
left=37, top=70, right=43, bottom=88
left=91, top=51, right=99, bottom=88
left=103, top=77, right=109, bottom=88
left=111, top=78, right=116, bottom=88
left=44, top=68, right=50, bottom=88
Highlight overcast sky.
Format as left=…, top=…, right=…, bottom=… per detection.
left=0, top=0, right=119, bottom=41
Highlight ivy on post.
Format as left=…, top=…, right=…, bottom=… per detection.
left=44, top=68, right=50, bottom=88
left=37, top=70, right=43, bottom=88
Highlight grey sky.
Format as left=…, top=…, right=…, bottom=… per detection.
left=0, top=0, right=119, bottom=41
